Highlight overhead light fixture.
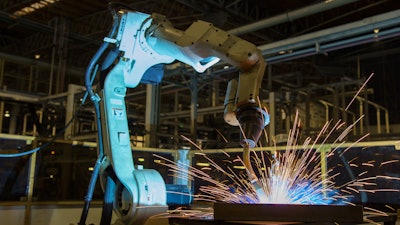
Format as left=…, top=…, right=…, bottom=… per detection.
left=12, top=0, right=60, bottom=17
left=196, top=162, right=210, bottom=167
left=373, top=28, right=380, bottom=40
left=4, top=110, right=10, bottom=117
left=278, top=50, right=293, bottom=54
left=233, top=165, right=246, bottom=170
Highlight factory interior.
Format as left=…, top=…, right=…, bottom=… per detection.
left=0, top=0, right=400, bottom=224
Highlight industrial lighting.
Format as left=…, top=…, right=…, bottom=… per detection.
left=233, top=165, right=246, bottom=170
left=196, top=162, right=210, bottom=167
left=278, top=50, right=292, bottom=55
left=153, top=159, right=162, bottom=163
left=34, top=54, right=40, bottom=60
left=88, top=167, right=94, bottom=171
left=373, top=28, right=380, bottom=40
left=138, top=158, right=145, bottom=162
left=12, top=0, right=60, bottom=17
left=4, top=110, right=10, bottom=117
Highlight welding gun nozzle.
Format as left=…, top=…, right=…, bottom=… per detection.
left=237, top=105, right=269, bottom=148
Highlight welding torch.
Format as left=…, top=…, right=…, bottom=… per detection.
left=223, top=57, right=270, bottom=202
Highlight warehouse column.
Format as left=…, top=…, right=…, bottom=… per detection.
left=64, top=84, right=78, bottom=139
left=0, top=58, right=4, bottom=132
left=189, top=74, right=198, bottom=141
left=145, top=84, right=160, bottom=147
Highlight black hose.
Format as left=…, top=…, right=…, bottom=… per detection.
left=78, top=153, right=103, bottom=225
left=100, top=175, right=116, bottom=225
left=79, top=39, right=109, bottom=225
left=84, top=42, right=109, bottom=100
left=79, top=5, right=120, bottom=223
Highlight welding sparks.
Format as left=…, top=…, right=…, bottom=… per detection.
left=345, top=72, right=374, bottom=111
left=251, top=112, right=346, bottom=205
left=153, top=73, right=399, bottom=222
left=155, top=109, right=399, bottom=209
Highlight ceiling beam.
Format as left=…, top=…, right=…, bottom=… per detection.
left=228, top=0, right=360, bottom=35
left=260, top=9, right=400, bottom=63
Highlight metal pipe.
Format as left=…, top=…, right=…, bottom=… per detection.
left=24, top=150, right=37, bottom=225
left=190, top=74, right=198, bottom=140
left=23, top=114, right=41, bottom=225
left=0, top=52, right=84, bottom=77
left=319, top=146, right=329, bottom=197
left=259, top=9, right=400, bottom=56
left=318, top=99, right=357, bottom=135
left=376, top=109, right=381, bottom=134
left=28, top=66, right=34, bottom=92
left=174, top=92, right=179, bottom=149
left=65, top=84, right=77, bottom=140
left=49, top=17, right=58, bottom=96
left=229, top=0, right=360, bottom=35
left=265, top=26, right=400, bottom=64
left=0, top=58, right=4, bottom=85
left=269, top=92, right=275, bottom=146
left=0, top=101, right=4, bottom=133
left=356, top=96, right=391, bottom=134
left=23, top=113, right=29, bottom=135
left=0, top=89, right=40, bottom=102
left=385, top=109, right=389, bottom=133
left=9, top=104, right=20, bottom=134
left=145, top=84, right=159, bottom=147
left=0, top=58, right=4, bottom=132
left=359, top=100, right=364, bottom=135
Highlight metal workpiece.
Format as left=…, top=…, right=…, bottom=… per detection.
left=167, top=203, right=398, bottom=225
left=213, top=203, right=364, bottom=223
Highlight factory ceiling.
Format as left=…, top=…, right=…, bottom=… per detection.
left=0, top=0, right=400, bottom=125
left=1, top=0, right=399, bottom=62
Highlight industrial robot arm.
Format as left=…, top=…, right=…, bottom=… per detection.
left=144, top=12, right=270, bottom=202
left=95, top=8, right=269, bottom=225
left=114, top=10, right=270, bottom=146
